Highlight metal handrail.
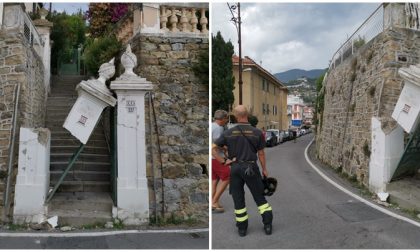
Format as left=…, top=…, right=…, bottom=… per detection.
left=328, top=3, right=383, bottom=70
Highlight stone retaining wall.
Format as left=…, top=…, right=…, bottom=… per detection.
left=316, top=27, right=420, bottom=186
left=119, top=33, right=209, bottom=222
left=0, top=29, right=46, bottom=218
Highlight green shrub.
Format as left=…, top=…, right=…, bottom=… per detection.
left=83, top=35, right=122, bottom=76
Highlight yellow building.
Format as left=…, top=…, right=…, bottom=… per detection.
left=232, top=55, right=288, bottom=130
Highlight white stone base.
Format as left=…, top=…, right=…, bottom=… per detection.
left=116, top=181, right=149, bottom=225
left=13, top=127, right=50, bottom=224
left=369, top=117, right=404, bottom=193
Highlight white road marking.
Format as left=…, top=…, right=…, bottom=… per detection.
left=0, top=228, right=208, bottom=237
left=304, top=138, right=420, bottom=228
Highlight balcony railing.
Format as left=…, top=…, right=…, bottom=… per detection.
left=115, top=3, right=208, bottom=44
left=159, top=4, right=208, bottom=34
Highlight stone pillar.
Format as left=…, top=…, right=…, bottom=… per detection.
left=392, top=64, right=420, bottom=133
left=137, top=4, right=161, bottom=33
left=63, top=59, right=117, bottom=144
left=110, top=45, right=153, bottom=225
left=383, top=3, right=406, bottom=30
left=369, top=117, right=404, bottom=193
left=13, top=128, right=50, bottom=224
left=34, top=8, right=53, bottom=95
left=0, top=3, right=3, bottom=27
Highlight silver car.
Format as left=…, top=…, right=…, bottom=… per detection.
left=266, top=129, right=283, bottom=144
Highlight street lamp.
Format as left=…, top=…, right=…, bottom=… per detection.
left=227, top=2, right=243, bottom=105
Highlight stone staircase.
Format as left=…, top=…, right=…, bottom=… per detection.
left=46, top=75, right=113, bottom=226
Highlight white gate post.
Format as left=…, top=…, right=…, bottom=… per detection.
left=110, top=45, right=153, bottom=225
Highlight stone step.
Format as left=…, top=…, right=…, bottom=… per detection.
left=54, top=180, right=110, bottom=193
left=50, top=161, right=111, bottom=172
left=48, top=208, right=113, bottom=227
left=48, top=192, right=113, bottom=213
left=50, top=170, right=110, bottom=182
left=51, top=139, right=107, bottom=147
left=50, top=153, right=110, bottom=163
left=48, top=132, right=106, bottom=140
left=51, top=145, right=109, bottom=155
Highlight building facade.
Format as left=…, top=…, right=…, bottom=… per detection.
left=287, top=94, right=305, bottom=127
left=232, top=56, right=288, bottom=130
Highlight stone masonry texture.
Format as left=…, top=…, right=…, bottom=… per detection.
left=316, top=27, right=420, bottom=186
left=0, top=29, right=46, bottom=218
left=118, top=33, right=209, bottom=222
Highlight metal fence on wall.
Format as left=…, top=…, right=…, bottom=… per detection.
left=329, top=4, right=384, bottom=70
left=22, top=8, right=44, bottom=49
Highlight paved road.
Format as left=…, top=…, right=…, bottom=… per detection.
left=212, top=134, right=420, bottom=249
left=0, top=230, right=208, bottom=249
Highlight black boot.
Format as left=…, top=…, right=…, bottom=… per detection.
left=238, top=229, right=247, bottom=237
left=264, top=224, right=272, bottom=235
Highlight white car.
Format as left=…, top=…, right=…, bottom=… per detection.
left=266, top=129, right=282, bottom=144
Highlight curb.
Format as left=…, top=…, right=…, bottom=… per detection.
left=0, top=228, right=209, bottom=238
left=304, top=138, right=420, bottom=229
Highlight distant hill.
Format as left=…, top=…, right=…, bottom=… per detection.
left=274, top=69, right=326, bottom=83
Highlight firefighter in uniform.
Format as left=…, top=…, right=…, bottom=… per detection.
left=212, top=105, right=273, bottom=237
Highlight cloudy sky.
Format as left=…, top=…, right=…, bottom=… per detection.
left=212, top=2, right=379, bottom=73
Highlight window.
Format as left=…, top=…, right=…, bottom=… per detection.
left=273, top=105, right=275, bottom=115
left=262, top=103, right=265, bottom=114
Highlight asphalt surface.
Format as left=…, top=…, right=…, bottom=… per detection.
left=212, top=133, right=420, bottom=249
left=0, top=230, right=208, bottom=249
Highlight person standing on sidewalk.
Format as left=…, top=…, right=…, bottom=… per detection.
left=211, top=110, right=230, bottom=213
left=212, top=105, right=273, bottom=237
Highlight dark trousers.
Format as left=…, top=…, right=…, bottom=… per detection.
left=230, top=162, right=273, bottom=230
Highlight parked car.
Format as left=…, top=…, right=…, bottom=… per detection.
left=265, top=131, right=277, bottom=147
left=283, top=130, right=291, bottom=141
left=278, top=130, right=286, bottom=143
left=267, top=129, right=282, bottom=144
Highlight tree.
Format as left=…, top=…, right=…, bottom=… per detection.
left=212, top=32, right=235, bottom=114
left=86, top=3, right=129, bottom=38
left=49, top=10, right=87, bottom=74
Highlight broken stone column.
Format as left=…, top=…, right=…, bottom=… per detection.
left=110, top=45, right=153, bottom=225
left=63, top=59, right=117, bottom=144
left=369, top=117, right=404, bottom=193
left=392, top=63, right=420, bottom=133
left=13, top=127, right=50, bottom=224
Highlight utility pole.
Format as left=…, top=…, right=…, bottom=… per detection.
left=228, top=2, right=243, bottom=105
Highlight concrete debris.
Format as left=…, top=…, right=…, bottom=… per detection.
left=375, top=200, right=390, bottom=207
left=47, top=216, right=58, bottom=228
left=377, top=192, right=389, bottom=202
left=29, top=222, right=52, bottom=231
left=60, top=226, right=73, bottom=232
left=105, top=222, right=114, bottom=229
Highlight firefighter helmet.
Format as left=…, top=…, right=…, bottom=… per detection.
left=262, top=176, right=277, bottom=196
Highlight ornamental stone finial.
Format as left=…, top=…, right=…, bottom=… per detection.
left=121, top=44, right=137, bottom=77
left=78, top=57, right=115, bottom=97
left=98, top=58, right=116, bottom=84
